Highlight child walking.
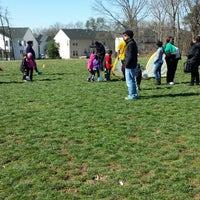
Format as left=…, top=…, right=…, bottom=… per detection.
left=87, top=53, right=95, bottom=82
left=104, top=50, right=113, bottom=81
left=23, top=52, right=36, bottom=81
left=93, top=54, right=101, bottom=81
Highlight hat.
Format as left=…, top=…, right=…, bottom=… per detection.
left=156, top=40, right=163, bottom=47
left=123, top=30, right=134, bottom=38
left=27, top=52, right=32, bottom=58
left=27, top=41, right=33, bottom=44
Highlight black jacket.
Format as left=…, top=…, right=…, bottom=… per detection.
left=187, top=42, right=200, bottom=66
left=124, top=38, right=138, bottom=69
left=26, top=45, right=36, bottom=60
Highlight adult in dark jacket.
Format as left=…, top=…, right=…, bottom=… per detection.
left=187, top=35, right=200, bottom=86
left=95, top=41, right=106, bottom=71
left=123, top=30, right=138, bottom=100
left=26, top=41, right=41, bottom=75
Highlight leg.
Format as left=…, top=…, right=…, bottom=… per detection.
left=30, top=68, right=33, bottom=80
left=125, top=68, right=138, bottom=99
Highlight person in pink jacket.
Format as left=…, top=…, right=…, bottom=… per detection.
left=87, top=53, right=95, bottom=82
left=26, top=52, right=36, bottom=81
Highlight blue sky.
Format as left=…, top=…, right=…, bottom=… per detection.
left=0, top=0, right=94, bottom=29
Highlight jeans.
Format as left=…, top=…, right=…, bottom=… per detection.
left=154, top=62, right=162, bottom=80
left=125, top=68, right=138, bottom=99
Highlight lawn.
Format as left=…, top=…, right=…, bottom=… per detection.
left=1, top=57, right=200, bottom=200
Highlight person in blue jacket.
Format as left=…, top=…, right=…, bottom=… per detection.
left=154, top=40, right=164, bottom=85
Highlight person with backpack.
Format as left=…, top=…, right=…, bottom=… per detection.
left=164, top=36, right=177, bottom=85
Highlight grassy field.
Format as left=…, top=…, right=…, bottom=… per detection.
left=1, top=57, right=200, bottom=200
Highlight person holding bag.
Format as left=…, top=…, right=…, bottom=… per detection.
left=186, top=36, right=200, bottom=86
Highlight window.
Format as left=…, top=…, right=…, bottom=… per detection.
left=72, top=40, right=78, bottom=46
left=72, top=50, right=78, bottom=56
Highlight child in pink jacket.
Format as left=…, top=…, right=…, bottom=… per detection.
left=87, top=53, right=95, bottom=82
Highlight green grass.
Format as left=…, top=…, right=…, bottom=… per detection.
left=1, top=57, right=200, bottom=200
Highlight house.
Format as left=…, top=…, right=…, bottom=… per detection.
left=36, top=34, right=52, bottom=58
left=54, top=29, right=114, bottom=59
left=0, top=27, right=39, bottom=60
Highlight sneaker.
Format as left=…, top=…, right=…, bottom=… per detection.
left=169, top=82, right=175, bottom=85
left=26, top=76, right=31, bottom=81
left=125, top=96, right=138, bottom=100
left=36, top=71, right=42, bottom=75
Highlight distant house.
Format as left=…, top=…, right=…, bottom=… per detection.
left=54, top=29, right=114, bottom=59
left=36, top=34, right=52, bottom=58
left=0, top=27, right=39, bottom=60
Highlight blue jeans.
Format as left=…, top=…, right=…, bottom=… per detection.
left=125, top=68, right=138, bottom=99
left=154, top=62, right=162, bottom=80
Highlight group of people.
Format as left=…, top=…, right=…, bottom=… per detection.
left=87, top=41, right=113, bottom=82
left=154, top=35, right=200, bottom=87
left=20, top=40, right=41, bottom=82
left=87, top=31, right=200, bottom=100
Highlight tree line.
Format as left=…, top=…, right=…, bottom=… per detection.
left=1, top=0, right=199, bottom=56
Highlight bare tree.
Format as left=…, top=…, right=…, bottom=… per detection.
left=92, top=0, right=148, bottom=37
left=161, top=0, right=182, bottom=43
left=4, top=8, right=15, bottom=60
left=149, top=0, right=168, bottom=41
left=183, top=0, right=200, bottom=38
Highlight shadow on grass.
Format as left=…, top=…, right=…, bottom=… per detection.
left=140, top=92, right=199, bottom=99
left=38, top=78, right=62, bottom=81
left=0, top=81, right=24, bottom=84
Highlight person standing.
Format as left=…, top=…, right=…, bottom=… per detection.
left=187, top=36, right=200, bottom=86
left=164, top=36, right=177, bottom=85
left=154, top=40, right=164, bottom=85
left=123, top=30, right=138, bottom=100
left=104, top=50, right=113, bottom=81
left=26, top=41, right=41, bottom=75
left=95, top=41, right=106, bottom=71
left=117, top=40, right=126, bottom=81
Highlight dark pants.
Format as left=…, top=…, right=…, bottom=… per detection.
left=190, top=66, right=199, bottom=85
left=99, top=55, right=105, bottom=71
left=104, top=69, right=111, bottom=81
left=27, top=68, right=33, bottom=80
left=165, top=56, right=177, bottom=83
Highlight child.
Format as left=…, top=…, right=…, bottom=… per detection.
left=87, top=53, right=95, bottom=82
left=135, top=63, right=142, bottom=90
left=25, top=52, right=36, bottom=81
left=93, top=54, right=101, bottom=81
left=20, top=53, right=29, bottom=81
left=154, top=40, right=164, bottom=85
left=104, top=50, right=113, bottom=81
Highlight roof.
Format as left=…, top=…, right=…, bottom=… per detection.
left=61, top=29, right=114, bottom=41
left=36, top=34, right=52, bottom=43
left=61, top=29, right=96, bottom=40
left=0, top=27, right=29, bottom=38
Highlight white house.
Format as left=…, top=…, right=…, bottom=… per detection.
left=0, top=27, right=39, bottom=60
left=54, top=29, right=114, bottom=59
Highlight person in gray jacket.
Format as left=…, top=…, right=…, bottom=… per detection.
left=123, top=30, right=138, bottom=100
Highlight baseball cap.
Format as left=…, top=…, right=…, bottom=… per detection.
left=123, top=30, right=134, bottom=38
